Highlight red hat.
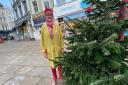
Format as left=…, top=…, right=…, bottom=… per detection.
left=44, top=7, right=53, bottom=14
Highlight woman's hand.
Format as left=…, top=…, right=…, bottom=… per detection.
left=60, top=48, right=64, bottom=54
left=43, top=52, right=48, bottom=59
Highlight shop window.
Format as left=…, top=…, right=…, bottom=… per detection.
left=57, top=0, right=77, bottom=6
left=14, top=8, right=19, bottom=19
left=18, top=5, right=23, bottom=17
left=66, top=0, right=77, bottom=3
left=57, top=0, right=65, bottom=6
left=0, top=18, right=1, bottom=23
left=13, top=0, right=15, bottom=3
left=32, top=0, right=38, bottom=13
left=2, top=12, right=4, bottom=16
left=20, top=26, right=28, bottom=33
left=2, top=25, right=4, bottom=30
left=22, top=0, right=27, bottom=13
left=65, top=0, right=71, bottom=3
left=44, top=1, right=50, bottom=7
left=71, top=0, right=77, bottom=1
left=5, top=26, right=8, bottom=30
left=0, top=26, right=1, bottom=30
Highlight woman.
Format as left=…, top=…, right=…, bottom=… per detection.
left=40, top=8, right=64, bottom=85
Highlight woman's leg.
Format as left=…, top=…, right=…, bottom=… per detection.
left=51, top=67, right=57, bottom=81
left=58, top=66, right=63, bottom=80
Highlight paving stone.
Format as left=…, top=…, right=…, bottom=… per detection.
left=4, top=76, right=40, bottom=85
left=15, top=66, right=46, bottom=77
left=14, top=66, right=33, bottom=75
left=0, top=41, right=53, bottom=85
left=37, top=78, right=53, bottom=85
left=40, top=67, right=52, bottom=78
left=0, top=65, right=21, bottom=74
left=0, top=74, right=13, bottom=85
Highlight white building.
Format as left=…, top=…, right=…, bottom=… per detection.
left=11, top=0, right=34, bottom=40
left=0, top=3, right=15, bottom=31
left=11, top=0, right=54, bottom=40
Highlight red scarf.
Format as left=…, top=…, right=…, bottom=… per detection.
left=46, top=18, right=53, bottom=29
left=46, top=18, right=54, bottom=38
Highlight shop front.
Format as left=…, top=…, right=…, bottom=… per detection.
left=54, top=0, right=87, bottom=28
left=14, top=14, right=31, bottom=40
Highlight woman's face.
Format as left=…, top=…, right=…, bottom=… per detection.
left=45, top=11, right=53, bottom=22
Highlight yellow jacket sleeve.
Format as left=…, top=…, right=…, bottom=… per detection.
left=40, top=25, right=46, bottom=53
left=58, top=24, right=64, bottom=49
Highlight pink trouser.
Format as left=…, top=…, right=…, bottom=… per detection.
left=51, top=66, right=63, bottom=81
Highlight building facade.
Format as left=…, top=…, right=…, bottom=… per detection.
left=11, top=0, right=34, bottom=40
left=28, top=0, right=54, bottom=40
left=28, top=0, right=53, bottom=40
left=0, top=3, right=15, bottom=31
left=53, top=0, right=87, bottom=27
left=11, top=0, right=54, bottom=40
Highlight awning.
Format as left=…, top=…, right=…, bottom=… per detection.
left=33, top=23, right=42, bottom=28
left=33, top=16, right=45, bottom=27
left=33, top=11, right=45, bottom=27
left=64, top=11, right=85, bottom=20
left=14, top=14, right=30, bottom=29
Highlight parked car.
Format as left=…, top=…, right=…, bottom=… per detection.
left=4, top=36, right=14, bottom=40
left=8, top=36, right=14, bottom=40
left=0, top=34, right=4, bottom=43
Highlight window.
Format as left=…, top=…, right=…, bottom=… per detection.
left=18, top=5, right=23, bottom=17
left=2, top=25, right=4, bottom=30
left=57, top=0, right=65, bottom=6
left=13, top=0, right=15, bottom=3
left=71, top=0, right=77, bottom=1
left=15, top=9, right=19, bottom=19
left=65, top=0, right=77, bottom=2
left=2, top=12, right=4, bottom=16
left=44, top=1, right=50, bottom=7
left=5, top=26, right=8, bottom=30
left=1, top=18, right=2, bottom=23
left=32, top=1, right=38, bottom=13
left=0, top=25, right=1, bottom=30
left=22, top=0, right=27, bottom=13
left=65, top=0, right=71, bottom=3
left=57, top=0, right=77, bottom=6
left=4, top=18, right=5, bottom=22
left=0, top=18, right=2, bottom=23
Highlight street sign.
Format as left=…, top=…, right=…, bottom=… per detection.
left=54, top=0, right=83, bottom=19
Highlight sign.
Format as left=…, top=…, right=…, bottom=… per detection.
left=64, top=11, right=85, bottom=20
left=33, top=11, right=45, bottom=26
left=80, top=0, right=92, bottom=9
left=15, top=14, right=30, bottom=28
left=54, top=0, right=83, bottom=19
left=33, top=11, right=44, bottom=19
left=33, top=16, right=45, bottom=26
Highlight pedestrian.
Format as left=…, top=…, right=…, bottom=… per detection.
left=40, top=7, right=64, bottom=85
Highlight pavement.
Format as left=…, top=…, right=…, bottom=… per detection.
left=0, top=40, right=54, bottom=85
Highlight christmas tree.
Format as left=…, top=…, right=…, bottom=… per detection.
left=55, top=0, right=128, bottom=85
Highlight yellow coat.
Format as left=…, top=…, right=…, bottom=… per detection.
left=40, top=22, right=64, bottom=68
